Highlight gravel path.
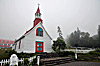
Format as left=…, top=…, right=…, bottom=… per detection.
left=55, top=61, right=100, bottom=66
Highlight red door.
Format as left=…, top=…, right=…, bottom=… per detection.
left=36, top=42, right=43, bottom=52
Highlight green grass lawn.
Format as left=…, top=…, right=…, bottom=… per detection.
left=0, top=48, right=12, bottom=61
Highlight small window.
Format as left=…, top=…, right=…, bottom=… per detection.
left=36, top=27, right=43, bottom=37
left=40, top=43, right=42, bottom=46
left=19, top=40, right=21, bottom=49
left=5, top=41, right=7, bottom=43
left=37, top=47, right=39, bottom=51
left=40, top=48, right=42, bottom=51
left=9, top=41, right=10, bottom=43
left=37, top=43, right=39, bottom=46
left=8, top=44, right=10, bottom=46
left=4, top=44, right=6, bottom=46
left=1, top=40, right=3, bottom=43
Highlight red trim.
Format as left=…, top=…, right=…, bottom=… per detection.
left=36, top=27, right=43, bottom=37
left=0, top=45, right=10, bottom=47
left=24, top=27, right=34, bottom=35
left=36, top=42, right=43, bottom=52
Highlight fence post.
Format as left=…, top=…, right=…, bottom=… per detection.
left=23, top=58, right=24, bottom=64
left=1, top=60, right=3, bottom=66
left=0, top=62, right=2, bottom=66
left=75, top=53, right=77, bottom=59
left=37, top=56, right=40, bottom=65
left=75, top=48, right=78, bottom=59
left=4, top=59, right=5, bottom=65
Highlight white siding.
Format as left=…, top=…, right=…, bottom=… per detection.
left=15, top=22, right=52, bottom=53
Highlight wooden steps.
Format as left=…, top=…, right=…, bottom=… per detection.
left=41, top=57, right=73, bottom=66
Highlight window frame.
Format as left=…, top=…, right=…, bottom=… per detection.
left=36, top=27, right=43, bottom=37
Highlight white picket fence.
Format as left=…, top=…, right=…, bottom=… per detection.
left=63, top=49, right=95, bottom=53
left=0, top=55, right=36, bottom=66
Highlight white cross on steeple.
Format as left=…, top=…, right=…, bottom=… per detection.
left=38, top=3, right=40, bottom=7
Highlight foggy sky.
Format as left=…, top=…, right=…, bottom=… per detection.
left=0, top=0, right=100, bottom=40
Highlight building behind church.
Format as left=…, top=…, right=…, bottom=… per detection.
left=13, top=5, right=52, bottom=53
left=0, top=39, right=14, bottom=48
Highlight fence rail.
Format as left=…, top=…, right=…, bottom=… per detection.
left=63, top=49, right=95, bottom=53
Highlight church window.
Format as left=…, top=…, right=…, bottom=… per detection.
left=37, top=47, right=39, bottom=51
left=37, top=43, right=39, bottom=46
left=19, top=40, right=21, bottom=49
left=40, top=48, right=42, bottom=51
left=36, top=27, right=43, bottom=37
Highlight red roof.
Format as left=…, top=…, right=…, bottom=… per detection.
left=36, top=7, right=40, bottom=13
left=33, top=18, right=43, bottom=27
left=24, top=27, right=34, bottom=35
left=0, top=45, right=10, bottom=47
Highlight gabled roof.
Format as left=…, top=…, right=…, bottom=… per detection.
left=24, top=22, right=52, bottom=40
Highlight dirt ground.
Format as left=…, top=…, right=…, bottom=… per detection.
left=55, top=61, right=100, bottom=66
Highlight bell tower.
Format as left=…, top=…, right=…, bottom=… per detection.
left=33, top=4, right=43, bottom=27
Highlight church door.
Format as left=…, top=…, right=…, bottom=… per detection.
left=36, top=42, right=43, bottom=52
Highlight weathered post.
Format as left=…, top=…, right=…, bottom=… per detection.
left=75, top=47, right=78, bottom=59
left=75, top=44, right=78, bottom=59
left=75, top=53, right=77, bottom=59
left=37, top=56, right=40, bottom=65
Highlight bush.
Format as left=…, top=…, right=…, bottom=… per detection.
left=96, top=49, right=100, bottom=52
left=89, top=51, right=100, bottom=56
left=8, top=49, right=17, bottom=57
left=24, top=58, right=29, bottom=66
left=59, top=51, right=75, bottom=57
left=33, top=58, right=37, bottom=64
left=4, top=63, right=9, bottom=66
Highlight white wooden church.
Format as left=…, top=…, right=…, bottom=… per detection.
left=13, top=5, right=52, bottom=53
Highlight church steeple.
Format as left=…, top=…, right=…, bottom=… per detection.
left=33, top=4, right=43, bottom=27
left=35, top=4, right=41, bottom=18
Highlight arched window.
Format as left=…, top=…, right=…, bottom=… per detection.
left=36, top=27, right=43, bottom=37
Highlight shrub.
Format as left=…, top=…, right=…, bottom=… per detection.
left=89, top=51, right=100, bottom=56
left=24, top=58, right=29, bottom=66
left=8, top=50, right=17, bottom=57
left=96, top=49, right=100, bottom=52
left=59, top=51, right=75, bottom=57
left=4, top=63, right=9, bottom=66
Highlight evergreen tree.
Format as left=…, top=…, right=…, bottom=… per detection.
left=98, top=25, right=100, bottom=40
left=57, top=26, right=64, bottom=40
left=66, top=27, right=90, bottom=47
left=97, top=25, right=100, bottom=47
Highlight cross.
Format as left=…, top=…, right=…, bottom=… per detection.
left=38, top=3, right=40, bottom=7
